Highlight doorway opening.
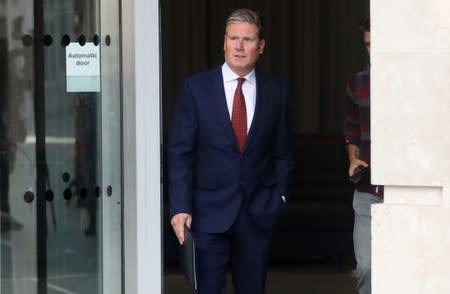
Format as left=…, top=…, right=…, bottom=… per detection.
left=161, top=1, right=369, bottom=293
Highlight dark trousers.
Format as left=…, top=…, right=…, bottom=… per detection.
left=194, top=206, right=272, bottom=294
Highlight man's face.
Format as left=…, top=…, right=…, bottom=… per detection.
left=364, top=31, right=371, bottom=56
left=223, top=21, right=265, bottom=77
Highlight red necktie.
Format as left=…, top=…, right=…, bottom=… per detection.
left=231, top=77, right=247, bottom=152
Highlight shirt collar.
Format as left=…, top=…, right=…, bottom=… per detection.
left=222, top=63, right=256, bottom=85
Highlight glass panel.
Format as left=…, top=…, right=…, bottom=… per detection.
left=1, top=3, right=37, bottom=293
left=1, top=0, right=122, bottom=293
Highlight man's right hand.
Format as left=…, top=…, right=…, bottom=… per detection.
left=171, top=213, right=192, bottom=245
left=347, top=144, right=368, bottom=177
left=349, top=158, right=368, bottom=178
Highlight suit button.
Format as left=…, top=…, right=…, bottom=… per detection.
left=240, top=180, right=244, bottom=187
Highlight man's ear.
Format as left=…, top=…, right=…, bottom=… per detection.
left=259, top=39, right=266, bottom=54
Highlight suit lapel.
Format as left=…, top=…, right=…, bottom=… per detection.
left=243, top=70, right=266, bottom=153
left=209, top=68, right=237, bottom=144
left=208, top=67, right=268, bottom=153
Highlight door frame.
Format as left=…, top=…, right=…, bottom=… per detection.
left=122, top=0, right=162, bottom=293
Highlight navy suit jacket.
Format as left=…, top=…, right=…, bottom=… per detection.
left=168, top=66, right=293, bottom=233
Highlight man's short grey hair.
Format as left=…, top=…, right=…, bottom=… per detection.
left=225, top=8, right=265, bottom=40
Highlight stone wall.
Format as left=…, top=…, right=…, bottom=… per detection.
left=371, top=0, right=450, bottom=293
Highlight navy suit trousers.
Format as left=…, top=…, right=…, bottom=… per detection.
left=194, top=206, right=272, bottom=294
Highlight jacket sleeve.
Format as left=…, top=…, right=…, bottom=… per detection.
left=273, top=81, right=295, bottom=199
left=168, top=78, right=197, bottom=216
left=344, top=77, right=361, bottom=147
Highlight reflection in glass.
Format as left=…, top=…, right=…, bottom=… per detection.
left=1, top=1, right=122, bottom=293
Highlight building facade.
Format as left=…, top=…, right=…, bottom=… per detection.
left=1, top=0, right=449, bottom=293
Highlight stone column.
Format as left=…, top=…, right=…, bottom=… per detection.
left=371, top=1, right=450, bottom=293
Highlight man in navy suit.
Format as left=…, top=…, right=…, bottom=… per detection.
left=169, top=8, right=293, bottom=294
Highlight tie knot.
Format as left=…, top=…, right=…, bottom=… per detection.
left=237, top=77, right=245, bottom=87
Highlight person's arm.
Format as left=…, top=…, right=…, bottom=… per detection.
left=343, top=77, right=367, bottom=177
left=168, top=78, right=197, bottom=244
left=347, top=144, right=368, bottom=177
left=273, top=82, right=294, bottom=200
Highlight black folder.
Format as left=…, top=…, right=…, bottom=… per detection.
left=180, top=225, right=198, bottom=293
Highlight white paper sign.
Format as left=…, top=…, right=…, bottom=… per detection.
left=66, top=42, right=100, bottom=92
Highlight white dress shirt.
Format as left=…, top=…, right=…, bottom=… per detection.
left=221, top=63, right=256, bottom=133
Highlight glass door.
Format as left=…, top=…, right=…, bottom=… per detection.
left=0, top=0, right=123, bottom=293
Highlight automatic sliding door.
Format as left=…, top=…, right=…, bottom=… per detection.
left=0, top=0, right=123, bottom=293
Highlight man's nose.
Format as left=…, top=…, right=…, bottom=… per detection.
left=236, top=40, right=244, bottom=50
